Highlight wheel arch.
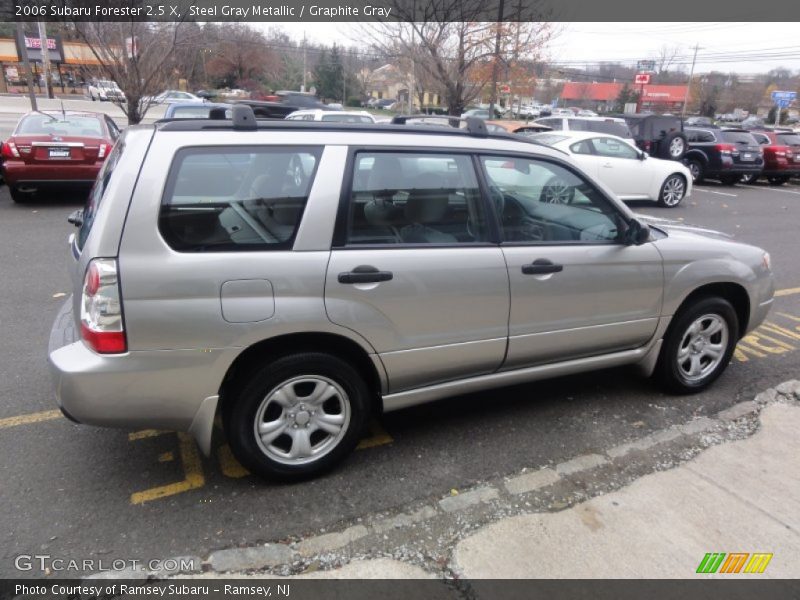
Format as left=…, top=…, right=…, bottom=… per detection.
left=218, top=331, right=386, bottom=423
left=669, top=282, right=750, bottom=341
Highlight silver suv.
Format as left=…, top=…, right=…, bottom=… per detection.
left=48, top=107, right=775, bottom=480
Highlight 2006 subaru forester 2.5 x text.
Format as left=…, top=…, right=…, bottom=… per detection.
left=48, top=107, right=775, bottom=481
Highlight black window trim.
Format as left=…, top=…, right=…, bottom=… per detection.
left=158, top=144, right=324, bottom=253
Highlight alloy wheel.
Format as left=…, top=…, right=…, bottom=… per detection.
left=661, top=176, right=685, bottom=206
left=676, top=314, right=729, bottom=383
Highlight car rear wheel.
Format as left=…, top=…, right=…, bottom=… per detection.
left=686, top=160, right=704, bottom=183
left=657, top=174, right=686, bottom=207
left=768, top=176, right=789, bottom=185
left=663, top=133, right=687, bottom=160
left=540, top=177, right=575, bottom=204
left=225, top=352, right=371, bottom=481
left=739, top=173, right=759, bottom=184
left=654, top=297, right=738, bottom=394
left=9, top=186, right=32, bottom=204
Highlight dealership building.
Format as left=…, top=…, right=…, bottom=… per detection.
left=560, top=82, right=689, bottom=113
left=0, top=34, right=101, bottom=94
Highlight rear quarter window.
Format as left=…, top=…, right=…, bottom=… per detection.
left=159, top=146, right=322, bottom=252
left=721, top=131, right=758, bottom=145
left=77, top=139, right=125, bottom=250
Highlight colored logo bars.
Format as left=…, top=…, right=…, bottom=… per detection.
left=696, top=552, right=773, bottom=574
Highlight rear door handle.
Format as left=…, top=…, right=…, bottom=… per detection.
left=601, top=162, right=613, bottom=168
left=521, top=258, right=563, bottom=275
left=338, top=265, right=393, bottom=284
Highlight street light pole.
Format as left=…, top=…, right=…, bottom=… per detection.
left=681, top=43, right=701, bottom=118
left=37, top=21, right=53, bottom=99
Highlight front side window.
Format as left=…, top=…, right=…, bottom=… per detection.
left=481, top=156, right=622, bottom=243
left=345, top=151, right=489, bottom=245
left=590, top=137, right=639, bottom=159
left=159, top=146, right=321, bottom=252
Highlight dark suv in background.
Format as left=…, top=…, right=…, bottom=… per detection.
left=621, top=114, right=687, bottom=161
left=683, top=127, right=764, bottom=184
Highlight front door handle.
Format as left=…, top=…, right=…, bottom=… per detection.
left=338, top=265, right=394, bottom=284
left=521, top=258, right=563, bottom=275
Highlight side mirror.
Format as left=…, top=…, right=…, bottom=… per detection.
left=67, top=209, right=83, bottom=228
left=639, top=152, right=648, bottom=161
left=625, top=217, right=650, bottom=245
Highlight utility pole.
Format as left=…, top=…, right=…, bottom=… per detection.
left=487, top=0, right=505, bottom=118
left=302, top=32, right=307, bottom=92
left=681, top=43, right=701, bottom=118
left=15, top=23, right=37, bottom=110
left=409, top=26, right=415, bottom=113
left=37, top=21, right=54, bottom=99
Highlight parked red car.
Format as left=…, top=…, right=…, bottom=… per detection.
left=1, top=110, right=120, bottom=203
left=742, top=129, right=800, bottom=185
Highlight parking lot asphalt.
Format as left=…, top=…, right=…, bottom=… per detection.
left=1, top=179, right=799, bottom=578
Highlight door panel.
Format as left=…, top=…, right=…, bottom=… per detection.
left=480, top=153, right=664, bottom=369
left=326, top=248, right=509, bottom=391
left=502, top=244, right=663, bottom=368
left=590, top=137, right=654, bottom=197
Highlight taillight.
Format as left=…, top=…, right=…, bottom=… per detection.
left=98, top=143, right=108, bottom=159
left=80, top=258, right=127, bottom=354
left=715, top=143, right=738, bottom=156
left=1, top=141, right=19, bottom=158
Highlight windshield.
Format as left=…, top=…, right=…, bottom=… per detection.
left=531, top=134, right=569, bottom=146
left=16, top=114, right=104, bottom=137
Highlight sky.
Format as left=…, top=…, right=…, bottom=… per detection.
left=265, top=22, right=800, bottom=75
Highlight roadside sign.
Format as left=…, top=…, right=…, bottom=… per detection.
left=771, top=90, right=796, bottom=109
left=637, top=60, right=656, bottom=72
left=500, top=84, right=511, bottom=94
left=634, top=73, right=651, bottom=85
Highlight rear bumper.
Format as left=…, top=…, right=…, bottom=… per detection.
left=47, top=299, right=235, bottom=452
left=2, top=161, right=100, bottom=188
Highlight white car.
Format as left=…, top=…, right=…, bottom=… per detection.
left=577, top=109, right=598, bottom=117
left=285, top=109, right=378, bottom=123
left=532, top=131, right=692, bottom=208
left=148, top=90, right=204, bottom=104
left=86, top=80, right=125, bottom=102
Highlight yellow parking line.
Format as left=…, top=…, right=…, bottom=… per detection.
left=0, top=409, right=62, bottom=430
left=128, top=429, right=168, bottom=441
left=357, top=420, right=394, bottom=450
left=775, top=287, right=800, bottom=297
left=130, top=433, right=205, bottom=505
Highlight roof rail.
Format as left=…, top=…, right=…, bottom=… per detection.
left=391, top=114, right=489, bottom=138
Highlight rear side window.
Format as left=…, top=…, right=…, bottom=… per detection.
left=586, top=121, right=632, bottom=138
left=777, top=133, right=800, bottom=146
left=77, top=139, right=125, bottom=250
left=159, top=146, right=321, bottom=252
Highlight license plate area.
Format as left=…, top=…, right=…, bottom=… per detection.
left=741, top=152, right=753, bottom=161
left=48, top=148, right=71, bottom=159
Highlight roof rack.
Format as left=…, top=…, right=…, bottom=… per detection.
left=390, top=114, right=489, bottom=138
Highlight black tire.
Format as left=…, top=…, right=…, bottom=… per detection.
left=661, top=132, right=687, bottom=160
left=540, top=177, right=575, bottom=204
left=768, top=176, right=789, bottom=186
left=719, top=174, right=737, bottom=185
left=654, top=297, right=739, bottom=394
left=739, top=173, right=759, bottom=184
left=657, top=174, right=687, bottom=208
left=225, top=352, right=371, bottom=481
left=9, top=186, right=32, bottom=204
left=686, top=159, right=704, bottom=183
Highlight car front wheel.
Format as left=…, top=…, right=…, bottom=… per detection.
left=739, top=173, right=758, bottom=184
left=768, top=175, right=789, bottom=185
left=657, top=174, right=686, bottom=207
left=686, top=160, right=704, bottom=183
left=225, top=352, right=371, bottom=481
left=654, top=297, right=738, bottom=394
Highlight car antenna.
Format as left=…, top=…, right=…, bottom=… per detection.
left=61, top=100, right=66, bottom=121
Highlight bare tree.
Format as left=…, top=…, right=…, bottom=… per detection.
left=653, top=45, right=681, bottom=77
left=360, top=0, right=554, bottom=115
left=73, top=19, right=199, bottom=124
